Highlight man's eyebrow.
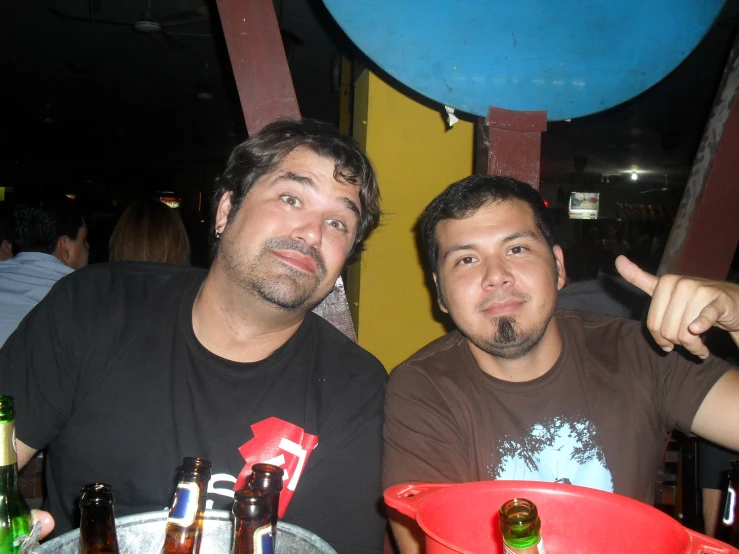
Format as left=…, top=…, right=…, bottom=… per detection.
left=277, top=171, right=315, bottom=188
left=442, top=244, right=475, bottom=262
left=502, top=231, right=540, bottom=243
left=277, top=171, right=360, bottom=219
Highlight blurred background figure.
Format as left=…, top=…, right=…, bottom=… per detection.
left=0, top=195, right=88, bottom=346
left=109, top=198, right=190, bottom=265
left=0, top=211, right=14, bottom=262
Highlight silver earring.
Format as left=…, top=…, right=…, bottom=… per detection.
left=215, top=228, right=222, bottom=239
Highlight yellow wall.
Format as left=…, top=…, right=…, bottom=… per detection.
left=348, top=70, right=474, bottom=372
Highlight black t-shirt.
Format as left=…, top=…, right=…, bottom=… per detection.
left=0, top=262, right=387, bottom=554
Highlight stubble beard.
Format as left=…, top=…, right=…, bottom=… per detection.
left=218, top=236, right=329, bottom=313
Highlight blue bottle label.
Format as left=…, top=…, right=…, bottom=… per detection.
left=167, top=482, right=199, bottom=527
left=253, top=523, right=273, bottom=554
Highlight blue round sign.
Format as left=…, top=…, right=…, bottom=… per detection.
left=323, top=0, right=724, bottom=120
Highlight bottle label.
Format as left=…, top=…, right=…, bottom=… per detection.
left=0, top=421, right=16, bottom=466
left=503, top=537, right=546, bottom=554
left=167, top=482, right=200, bottom=527
left=252, top=522, right=273, bottom=554
left=723, top=483, right=736, bottom=526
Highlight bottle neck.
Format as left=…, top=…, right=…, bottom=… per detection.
left=80, top=502, right=119, bottom=553
left=0, top=420, right=18, bottom=467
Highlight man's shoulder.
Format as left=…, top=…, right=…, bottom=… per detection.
left=556, top=309, right=641, bottom=335
left=555, top=309, right=655, bottom=360
left=390, top=330, right=467, bottom=381
left=309, top=313, right=387, bottom=379
left=0, top=253, right=72, bottom=281
left=64, top=262, right=206, bottom=291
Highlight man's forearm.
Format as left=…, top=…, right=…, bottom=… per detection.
left=16, top=440, right=37, bottom=470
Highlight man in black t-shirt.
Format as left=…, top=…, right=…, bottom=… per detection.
left=0, top=119, right=387, bottom=553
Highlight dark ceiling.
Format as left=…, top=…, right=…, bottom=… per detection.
left=0, top=0, right=343, bottom=196
left=1, top=0, right=738, bottom=199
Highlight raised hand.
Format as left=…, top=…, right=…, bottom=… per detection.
left=615, top=255, right=739, bottom=358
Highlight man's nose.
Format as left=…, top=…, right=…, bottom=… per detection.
left=290, top=215, right=323, bottom=248
left=481, top=258, right=513, bottom=289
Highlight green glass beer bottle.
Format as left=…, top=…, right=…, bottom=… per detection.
left=79, top=483, right=120, bottom=554
left=162, top=457, right=212, bottom=554
left=231, top=489, right=273, bottom=554
left=499, top=498, right=547, bottom=554
left=0, top=396, right=32, bottom=554
left=721, top=459, right=739, bottom=547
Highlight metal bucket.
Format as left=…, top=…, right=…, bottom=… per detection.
left=33, top=509, right=337, bottom=554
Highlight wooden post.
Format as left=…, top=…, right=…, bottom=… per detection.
left=659, top=30, right=739, bottom=279
left=475, top=107, right=548, bottom=188
left=215, top=0, right=300, bottom=133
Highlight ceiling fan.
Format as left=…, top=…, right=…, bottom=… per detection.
left=46, top=1, right=210, bottom=49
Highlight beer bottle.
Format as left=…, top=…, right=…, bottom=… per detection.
left=499, top=498, right=546, bottom=554
left=247, top=463, right=283, bottom=550
left=721, top=459, right=739, bottom=547
left=231, top=489, right=273, bottom=554
left=162, top=457, right=212, bottom=554
left=0, top=396, right=32, bottom=554
left=79, top=483, right=120, bottom=554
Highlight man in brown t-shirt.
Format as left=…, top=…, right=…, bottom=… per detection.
left=383, top=174, right=739, bottom=553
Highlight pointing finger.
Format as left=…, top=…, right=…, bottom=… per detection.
left=616, top=255, right=659, bottom=296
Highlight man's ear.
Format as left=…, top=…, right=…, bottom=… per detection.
left=214, top=191, right=234, bottom=235
left=55, top=236, right=72, bottom=266
left=432, top=273, right=448, bottom=314
left=553, top=245, right=566, bottom=291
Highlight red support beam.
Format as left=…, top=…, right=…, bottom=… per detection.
left=215, top=0, right=300, bottom=134
left=659, top=30, right=739, bottom=279
left=475, top=107, right=548, bottom=188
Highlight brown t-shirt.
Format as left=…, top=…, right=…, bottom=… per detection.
left=383, top=310, right=734, bottom=503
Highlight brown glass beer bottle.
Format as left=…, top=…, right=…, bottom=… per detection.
left=162, top=457, right=212, bottom=554
left=721, top=459, right=739, bottom=547
left=79, top=483, right=120, bottom=554
left=247, top=463, right=283, bottom=550
left=499, top=498, right=547, bottom=554
left=231, top=489, right=273, bottom=554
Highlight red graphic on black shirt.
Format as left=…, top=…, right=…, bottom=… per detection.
left=234, top=417, right=318, bottom=518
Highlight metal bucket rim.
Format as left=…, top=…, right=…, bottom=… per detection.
left=34, top=509, right=337, bottom=553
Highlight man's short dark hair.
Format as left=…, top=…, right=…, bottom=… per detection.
left=14, top=196, right=85, bottom=254
left=211, top=118, right=381, bottom=258
left=417, top=174, right=556, bottom=273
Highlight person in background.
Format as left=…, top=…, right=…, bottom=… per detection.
left=0, top=196, right=88, bottom=346
left=698, top=246, right=739, bottom=537
left=0, top=119, right=386, bottom=554
left=0, top=214, right=14, bottom=262
left=556, top=241, right=648, bottom=320
left=109, top=198, right=191, bottom=265
left=384, top=174, right=739, bottom=553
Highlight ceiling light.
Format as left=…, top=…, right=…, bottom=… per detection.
left=630, top=172, right=638, bottom=181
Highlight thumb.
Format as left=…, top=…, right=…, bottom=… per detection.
left=689, top=302, right=722, bottom=335
left=615, top=255, right=658, bottom=296
left=31, top=509, right=55, bottom=539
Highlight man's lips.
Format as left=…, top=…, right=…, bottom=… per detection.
left=480, top=299, right=524, bottom=317
left=272, top=250, right=318, bottom=274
